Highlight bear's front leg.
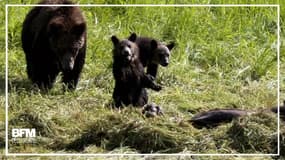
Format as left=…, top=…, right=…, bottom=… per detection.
left=62, top=71, right=79, bottom=90
left=134, top=88, right=148, bottom=107
left=142, top=74, right=162, bottom=91
left=146, top=63, right=158, bottom=78
left=62, top=48, right=85, bottom=90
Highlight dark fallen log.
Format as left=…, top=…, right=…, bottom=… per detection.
left=270, top=100, right=285, bottom=120
left=189, top=100, right=285, bottom=129
left=189, top=109, right=248, bottom=129
left=270, top=107, right=285, bottom=115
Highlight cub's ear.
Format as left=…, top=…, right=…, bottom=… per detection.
left=151, top=40, right=158, bottom=49
left=128, top=33, right=137, bottom=42
left=167, top=42, right=175, bottom=51
left=111, top=36, right=119, bottom=45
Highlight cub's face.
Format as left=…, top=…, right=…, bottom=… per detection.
left=47, top=17, right=86, bottom=71
left=151, top=40, right=175, bottom=67
left=111, top=35, right=138, bottom=63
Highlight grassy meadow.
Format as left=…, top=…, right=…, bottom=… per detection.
left=0, top=0, right=285, bottom=159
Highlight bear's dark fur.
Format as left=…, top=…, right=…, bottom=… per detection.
left=128, top=33, right=175, bottom=78
left=21, top=0, right=87, bottom=90
left=111, top=34, right=162, bottom=108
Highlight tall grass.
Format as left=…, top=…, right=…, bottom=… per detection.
left=0, top=0, right=284, bottom=158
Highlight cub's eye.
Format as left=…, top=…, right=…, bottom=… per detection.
left=127, top=44, right=131, bottom=48
left=159, top=53, right=165, bottom=56
left=163, top=52, right=170, bottom=57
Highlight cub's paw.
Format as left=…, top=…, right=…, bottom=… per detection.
left=153, top=85, right=162, bottom=91
left=146, top=74, right=156, bottom=81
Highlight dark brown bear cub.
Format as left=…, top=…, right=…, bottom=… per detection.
left=111, top=34, right=162, bottom=108
left=21, top=0, right=87, bottom=90
left=129, top=33, right=175, bottom=78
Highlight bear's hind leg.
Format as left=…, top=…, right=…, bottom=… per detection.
left=112, top=86, right=123, bottom=108
left=62, top=72, right=79, bottom=90
left=134, top=89, right=148, bottom=107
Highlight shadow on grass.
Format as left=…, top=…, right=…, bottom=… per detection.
left=9, top=111, right=54, bottom=137
left=226, top=113, right=278, bottom=154
left=8, top=77, right=35, bottom=93
left=8, top=78, right=66, bottom=96
left=0, top=76, right=34, bottom=95
left=0, top=75, right=4, bottom=96
left=226, top=120, right=252, bottom=153
left=0, top=137, right=4, bottom=149
left=57, top=115, right=184, bottom=153
left=280, top=129, right=285, bottom=158
left=0, top=122, right=4, bottom=149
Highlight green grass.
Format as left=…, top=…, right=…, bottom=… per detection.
left=0, top=0, right=285, bottom=159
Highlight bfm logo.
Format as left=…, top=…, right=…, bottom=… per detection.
left=12, top=128, right=36, bottom=138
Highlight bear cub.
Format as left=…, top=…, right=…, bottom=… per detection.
left=111, top=34, right=162, bottom=108
left=128, top=33, right=175, bottom=78
left=21, top=0, right=87, bottom=90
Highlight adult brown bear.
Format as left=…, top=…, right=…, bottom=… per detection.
left=21, top=0, right=87, bottom=90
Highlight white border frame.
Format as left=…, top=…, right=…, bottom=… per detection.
left=5, top=4, right=280, bottom=157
